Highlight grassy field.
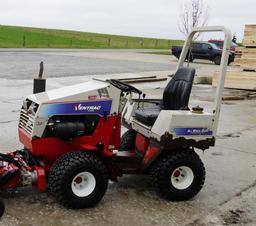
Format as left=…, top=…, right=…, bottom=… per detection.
left=0, top=25, right=183, bottom=49
left=141, top=51, right=171, bottom=55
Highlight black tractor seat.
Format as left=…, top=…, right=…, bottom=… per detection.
left=135, top=67, right=195, bottom=126
left=135, top=106, right=160, bottom=125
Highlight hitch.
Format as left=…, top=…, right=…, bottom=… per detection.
left=0, top=151, right=45, bottom=191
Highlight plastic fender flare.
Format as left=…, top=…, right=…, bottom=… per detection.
left=142, top=146, right=161, bottom=169
left=80, top=144, right=98, bottom=151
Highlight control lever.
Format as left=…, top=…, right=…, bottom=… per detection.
left=142, top=93, right=146, bottom=109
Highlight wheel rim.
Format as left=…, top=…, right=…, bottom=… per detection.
left=171, top=166, right=194, bottom=190
left=71, top=172, right=96, bottom=197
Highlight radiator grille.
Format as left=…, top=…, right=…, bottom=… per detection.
left=18, top=109, right=35, bottom=135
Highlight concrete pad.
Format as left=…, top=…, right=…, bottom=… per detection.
left=0, top=49, right=228, bottom=80
left=191, top=181, right=256, bottom=225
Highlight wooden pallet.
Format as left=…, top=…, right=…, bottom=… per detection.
left=234, top=47, right=244, bottom=65
left=212, top=70, right=256, bottom=90
left=234, top=46, right=256, bottom=69
left=212, top=24, right=256, bottom=91
left=234, top=58, right=256, bottom=71
left=235, top=46, right=244, bottom=53
left=234, top=46, right=243, bottom=58
left=241, top=47, right=256, bottom=57
left=243, top=25, right=256, bottom=47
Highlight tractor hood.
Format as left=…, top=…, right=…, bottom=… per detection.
left=27, top=79, right=110, bottom=104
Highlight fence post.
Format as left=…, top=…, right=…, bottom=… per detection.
left=108, top=38, right=111, bottom=47
left=168, top=40, right=170, bottom=47
left=125, top=40, right=128, bottom=48
left=22, top=35, right=26, bottom=47
left=140, top=39, right=144, bottom=48
left=47, top=39, right=50, bottom=48
left=155, top=39, right=158, bottom=48
left=70, top=38, right=73, bottom=47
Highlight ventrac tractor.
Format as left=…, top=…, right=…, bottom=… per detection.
left=0, top=26, right=231, bottom=214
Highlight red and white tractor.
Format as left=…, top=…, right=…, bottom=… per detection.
left=0, top=26, right=231, bottom=216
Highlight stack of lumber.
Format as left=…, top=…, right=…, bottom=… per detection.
left=235, top=24, right=256, bottom=68
left=233, top=47, right=243, bottom=60
left=243, top=25, right=256, bottom=47
left=213, top=24, right=256, bottom=90
left=234, top=48, right=256, bottom=70
left=213, top=70, right=256, bottom=90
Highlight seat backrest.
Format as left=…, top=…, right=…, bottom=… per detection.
left=162, top=67, right=195, bottom=110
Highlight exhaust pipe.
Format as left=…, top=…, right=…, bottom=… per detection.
left=33, top=61, right=46, bottom=94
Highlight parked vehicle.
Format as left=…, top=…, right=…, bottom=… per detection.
left=208, top=39, right=237, bottom=52
left=171, top=41, right=235, bottom=65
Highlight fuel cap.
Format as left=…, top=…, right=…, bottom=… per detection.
left=192, top=106, right=204, bottom=113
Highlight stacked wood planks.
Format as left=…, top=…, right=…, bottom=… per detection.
left=233, top=47, right=243, bottom=61
left=243, top=24, right=256, bottom=47
left=234, top=48, right=256, bottom=70
left=212, top=70, right=256, bottom=90
left=213, top=24, right=256, bottom=90
left=234, top=24, right=256, bottom=70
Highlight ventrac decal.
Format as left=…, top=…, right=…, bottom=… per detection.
left=174, top=128, right=213, bottom=136
left=39, top=100, right=112, bottom=117
left=75, top=104, right=101, bottom=112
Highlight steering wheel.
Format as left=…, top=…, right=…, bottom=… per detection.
left=108, top=79, right=142, bottom=95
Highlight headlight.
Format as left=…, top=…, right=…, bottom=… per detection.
left=28, top=102, right=39, bottom=115
left=22, top=99, right=32, bottom=110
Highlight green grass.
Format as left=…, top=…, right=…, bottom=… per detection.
left=141, top=51, right=171, bottom=55
left=0, top=25, right=183, bottom=49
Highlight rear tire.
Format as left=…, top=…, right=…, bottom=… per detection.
left=188, top=55, right=194, bottom=62
left=48, top=151, right=109, bottom=208
left=150, top=149, right=205, bottom=201
left=120, top=129, right=136, bottom=151
left=214, top=55, right=221, bottom=65
left=228, top=58, right=233, bottom=65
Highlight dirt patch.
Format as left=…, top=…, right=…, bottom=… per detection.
left=218, top=132, right=241, bottom=139
left=221, top=209, right=252, bottom=225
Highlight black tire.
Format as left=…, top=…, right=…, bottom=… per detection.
left=48, top=151, right=109, bottom=208
left=120, top=129, right=136, bottom=151
left=150, top=149, right=205, bottom=201
left=185, top=56, right=193, bottom=62
left=0, top=199, right=5, bottom=218
left=228, top=59, right=233, bottom=65
left=214, top=55, right=221, bottom=65
left=188, top=55, right=194, bottom=62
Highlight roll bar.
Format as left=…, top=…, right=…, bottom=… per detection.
left=177, top=26, right=232, bottom=133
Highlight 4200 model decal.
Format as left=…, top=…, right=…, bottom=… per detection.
left=174, top=127, right=213, bottom=136
left=39, top=100, right=112, bottom=117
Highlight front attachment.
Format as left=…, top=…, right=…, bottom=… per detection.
left=0, top=150, right=45, bottom=192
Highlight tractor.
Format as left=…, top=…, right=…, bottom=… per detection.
left=0, top=26, right=231, bottom=215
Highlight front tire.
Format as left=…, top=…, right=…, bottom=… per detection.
left=151, top=149, right=205, bottom=201
left=48, top=151, right=109, bottom=208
